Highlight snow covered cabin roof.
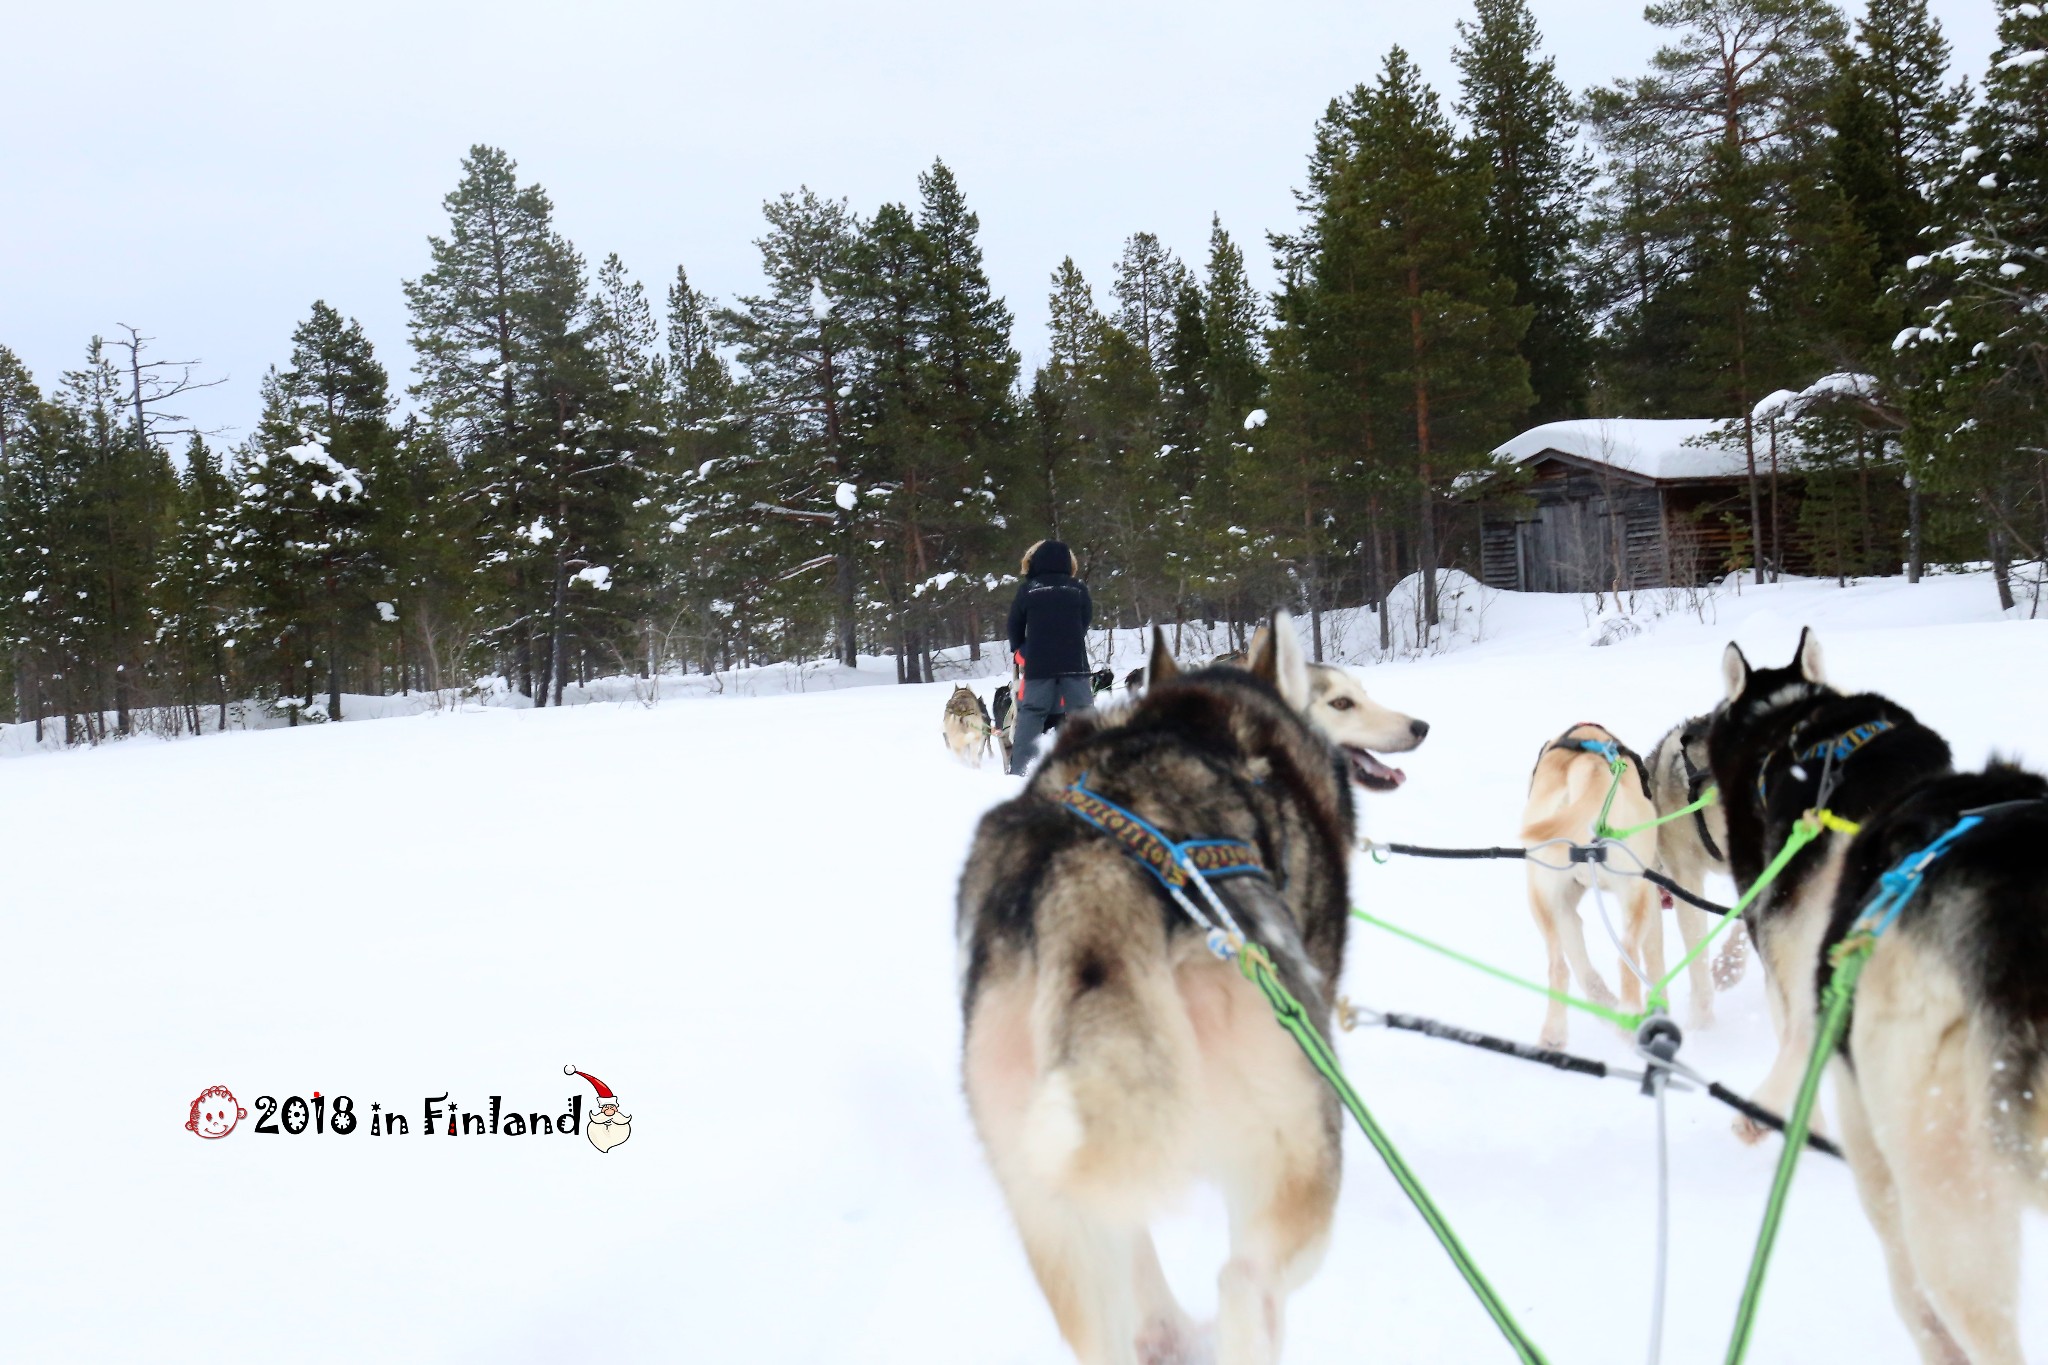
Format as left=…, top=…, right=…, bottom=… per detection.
left=1492, top=418, right=1752, bottom=483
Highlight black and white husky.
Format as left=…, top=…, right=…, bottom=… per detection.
left=1710, top=629, right=2048, bottom=1364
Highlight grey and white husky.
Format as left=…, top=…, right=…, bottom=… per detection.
left=1710, top=630, right=2048, bottom=1364
left=957, top=613, right=1364, bottom=1365
left=1645, top=714, right=1742, bottom=1017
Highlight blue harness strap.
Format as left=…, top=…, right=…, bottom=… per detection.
left=1574, top=737, right=1621, bottom=764
left=1053, top=778, right=1268, bottom=891
left=1847, top=813, right=1983, bottom=943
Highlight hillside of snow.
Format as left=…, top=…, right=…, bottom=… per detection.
left=2, top=569, right=2042, bottom=1363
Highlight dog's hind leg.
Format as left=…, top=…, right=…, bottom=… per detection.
left=1528, top=874, right=1572, bottom=1049
left=1548, top=880, right=1618, bottom=1012
left=1007, top=1195, right=1157, bottom=1365
left=1131, top=1234, right=1200, bottom=1365
left=1615, top=875, right=1663, bottom=1021
left=1214, top=1154, right=1336, bottom=1365
left=1672, top=902, right=1715, bottom=1029
left=1854, top=952, right=2027, bottom=1365
left=1834, top=1070, right=1969, bottom=1365
left=1188, top=958, right=1338, bottom=1365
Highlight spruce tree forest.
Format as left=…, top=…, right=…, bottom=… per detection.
left=2, top=0, right=2043, bottom=741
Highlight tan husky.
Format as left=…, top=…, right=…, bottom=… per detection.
left=1520, top=723, right=1667, bottom=1048
left=959, top=613, right=1353, bottom=1365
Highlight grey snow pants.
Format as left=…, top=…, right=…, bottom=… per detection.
left=1008, top=673, right=1096, bottom=774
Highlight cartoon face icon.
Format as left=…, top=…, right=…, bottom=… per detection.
left=186, top=1086, right=247, bottom=1139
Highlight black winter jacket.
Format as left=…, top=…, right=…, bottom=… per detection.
left=1007, top=544, right=1093, bottom=679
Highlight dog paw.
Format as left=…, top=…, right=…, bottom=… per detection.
left=1732, top=1114, right=1769, bottom=1146
left=1539, top=1030, right=1568, bottom=1051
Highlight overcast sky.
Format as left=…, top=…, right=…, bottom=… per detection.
left=1, top=0, right=2002, bottom=442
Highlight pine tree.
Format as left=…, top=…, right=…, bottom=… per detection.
left=656, top=265, right=746, bottom=674
left=61, top=338, right=177, bottom=735
left=1586, top=0, right=1847, bottom=577
left=1348, top=48, right=1532, bottom=625
left=233, top=303, right=393, bottom=721
left=1201, top=217, right=1264, bottom=443
left=156, top=435, right=237, bottom=731
left=1029, top=259, right=1165, bottom=625
left=718, top=189, right=863, bottom=665
left=1807, top=0, right=1963, bottom=361
left=1112, top=233, right=1186, bottom=373
left=0, top=347, right=43, bottom=723
left=1899, top=0, right=2048, bottom=607
left=1454, top=0, right=1594, bottom=421
left=404, top=145, right=589, bottom=696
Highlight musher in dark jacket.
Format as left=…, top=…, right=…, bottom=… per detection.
left=1006, top=539, right=1094, bottom=774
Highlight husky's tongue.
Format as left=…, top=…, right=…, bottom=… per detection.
left=1348, top=748, right=1407, bottom=791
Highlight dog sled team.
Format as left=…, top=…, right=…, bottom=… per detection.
left=950, top=537, right=2047, bottom=1365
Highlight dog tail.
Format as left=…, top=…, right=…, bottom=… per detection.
left=1017, top=887, right=1199, bottom=1217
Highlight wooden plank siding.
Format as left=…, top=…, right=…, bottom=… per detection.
left=1477, top=450, right=1807, bottom=592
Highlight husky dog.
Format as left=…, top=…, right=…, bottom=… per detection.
left=1091, top=667, right=1115, bottom=696
left=1301, top=663, right=1428, bottom=791
left=1209, top=651, right=1429, bottom=792
left=944, top=685, right=996, bottom=767
left=1122, top=666, right=1147, bottom=694
left=1646, top=715, right=1742, bottom=1012
left=1520, top=723, right=1669, bottom=1047
left=1706, top=630, right=1952, bottom=1144
left=958, top=613, right=1353, bottom=1365
left=1712, top=632, right=2048, bottom=1362
left=992, top=683, right=1018, bottom=770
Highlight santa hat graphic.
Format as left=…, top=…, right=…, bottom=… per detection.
left=564, top=1065, right=621, bottom=1108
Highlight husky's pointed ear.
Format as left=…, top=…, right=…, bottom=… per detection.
left=1249, top=609, right=1311, bottom=710
left=1793, top=627, right=1826, bottom=686
left=1147, top=627, right=1178, bottom=688
left=1722, top=642, right=1751, bottom=703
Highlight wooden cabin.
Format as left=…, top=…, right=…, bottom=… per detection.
left=1477, top=419, right=1808, bottom=592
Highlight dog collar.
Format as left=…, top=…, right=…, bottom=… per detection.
left=1756, top=719, right=1897, bottom=807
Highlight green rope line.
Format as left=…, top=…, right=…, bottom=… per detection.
left=1592, top=751, right=1628, bottom=842
left=1353, top=805, right=1845, bottom=1026
left=1721, top=940, right=1868, bottom=1364
left=1350, top=908, right=1645, bottom=1030
left=1599, top=786, right=1719, bottom=842
left=1237, top=943, right=1550, bottom=1364
left=1644, top=812, right=1855, bottom=1013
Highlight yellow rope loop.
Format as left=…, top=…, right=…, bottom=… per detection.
left=1234, top=937, right=1267, bottom=978
left=1828, top=930, right=1877, bottom=968
left=1803, top=808, right=1862, bottom=838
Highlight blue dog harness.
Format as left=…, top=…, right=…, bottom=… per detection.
left=1847, top=813, right=1981, bottom=943
left=1051, top=775, right=1268, bottom=959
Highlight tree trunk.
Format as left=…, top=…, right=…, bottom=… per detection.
left=1991, top=520, right=2015, bottom=611
left=1906, top=469, right=1923, bottom=584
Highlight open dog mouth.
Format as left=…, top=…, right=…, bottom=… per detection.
left=1345, top=746, right=1406, bottom=791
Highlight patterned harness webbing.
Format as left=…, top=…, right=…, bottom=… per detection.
left=1052, top=778, right=1269, bottom=892
left=1758, top=718, right=1897, bottom=804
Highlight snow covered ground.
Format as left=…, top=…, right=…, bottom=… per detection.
left=2, top=570, right=2043, bottom=1363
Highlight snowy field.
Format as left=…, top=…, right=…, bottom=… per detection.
left=2, top=571, right=2044, bottom=1363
